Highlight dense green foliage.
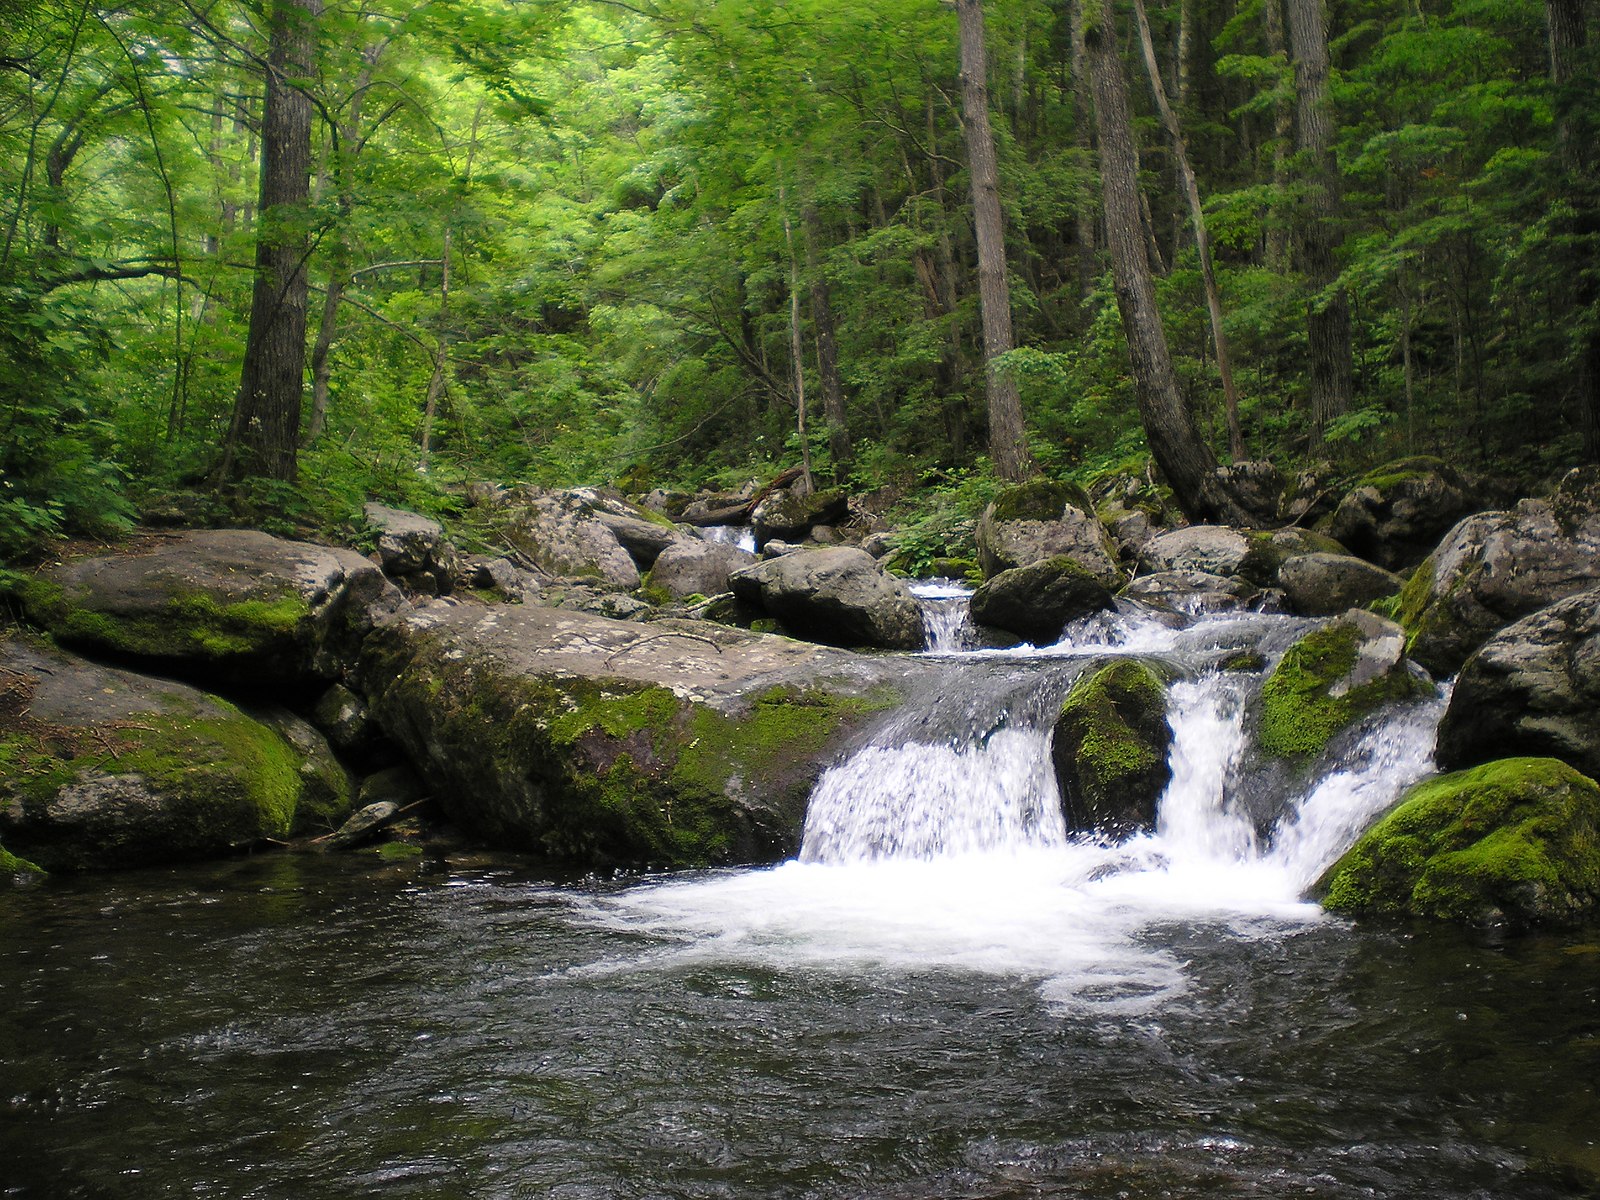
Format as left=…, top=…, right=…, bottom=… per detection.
left=1, top=0, right=1596, bottom=555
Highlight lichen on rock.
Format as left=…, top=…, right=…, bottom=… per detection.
left=1051, top=660, right=1172, bottom=837
left=1320, top=757, right=1600, bottom=926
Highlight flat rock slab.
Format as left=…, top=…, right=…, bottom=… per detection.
left=14, top=529, right=401, bottom=685
left=358, top=602, right=934, bottom=867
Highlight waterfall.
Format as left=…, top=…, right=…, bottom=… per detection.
left=910, top=580, right=974, bottom=653
left=701, top=524, right=756, bottom=554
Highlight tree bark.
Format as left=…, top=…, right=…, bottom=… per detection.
left=220, top=0, right=321, bottom=484
left=1131, top=0, right=1245, bottom=459
left=1070, top=0, right=1099, bottom=297
left=957, top=0, right=1036, bottom=483
left=780, top=184, right=814, bottom=493
left=804, top=205, right=851, bottom=477
left=1085, top=0, right=1245, bottom=524
left=1546, top=0, right=1600, bottom=460
left=1261, top=0, right=1294, bottom=271
left=1284, top=0, right=1353, bottom=447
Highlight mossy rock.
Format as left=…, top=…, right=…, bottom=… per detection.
left=1257, top=611, right=1432, bottom=762
left=969, top=556, right=1114, bottom=645
left=1354, top=455, right=1456, bottom=493
left=1320, top=758, right=1600, bottom=926
left=1236, top=528, right=1348, bottom=587
left=0, top=636, right=322, bottom=871
left=990, top=479, right=1091, bottom=524
left=1052, top=660, right=1172, bottom=837
left=0, top=841, right=45, bottom=885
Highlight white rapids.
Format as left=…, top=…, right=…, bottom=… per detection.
left=574, top=608, right=1446, bottom=1015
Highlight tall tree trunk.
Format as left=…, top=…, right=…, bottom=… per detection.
left=780, top=183, right=814, bottom=493
left=804, top=206, right=851, bottom=478
left=1131, top=0, right=1246, bottom=459
left=1085, top=0, right=1245, bottom=524
left=1284, top=0, right=1353, bottom=447
left=1261, top=0, right=1294, bottom=270
left=1547, top=0, right=1600, bottom=460
left=956, top=0, right=1035, bottom=483
left=220, top=0, right=320, bottom=484
left=1070, top=0, right=1099, bottom=298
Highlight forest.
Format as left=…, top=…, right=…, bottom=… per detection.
left=1, top=0, right=1597, bottom=560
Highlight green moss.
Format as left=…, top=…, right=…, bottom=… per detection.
left=1393, top=555, right=1437, bottom=631
left=1258, top=620, right=1430, bottom=761
left=1222, top=651, right=1267, bottom=673
left=1053, top=660, right=1171, bottom=834
left=1322, top=758, right=1600, bottom=925
left=0, top=841, right=45, bottom=881
left=374, top=841, right=424, bottom=861
left=989, top=479, right=1089, bottom=523
left=636, top=583, right=673, bottom=607
left=1356, top=455, right=1450, bottom=493
left=1237, top=529, right=1347, bottom=586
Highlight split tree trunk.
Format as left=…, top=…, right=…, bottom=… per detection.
left=1085, top=0, right=1246, bottom=525
left=957, top=0, right=1036, bottom=483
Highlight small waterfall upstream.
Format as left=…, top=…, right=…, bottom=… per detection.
left=589, top=598, right=1447, bottom=1013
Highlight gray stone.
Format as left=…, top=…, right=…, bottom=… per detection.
left=975, top=481, right=1124, bottom=586
left=319, top=801, right=401, bottom=850
left=969, top=558, right=1115, bottom=644
left=16, top=529, right=403, bottom=685
left=1139, top=525, right=1253, bottom=577
left=1435, top=588, right=1600, bottom=781
left=312, top=683, right=380, bottom=756
left=357, top=764, right=429, bottom=808
left=363, top=503, right=457, bottom=590
left=750, top=487, right=850, bottom=547
left=646, top=539, right=757, bottom=599
left=1121, top=570, right=1262, bottom=615
left=730, top=547, right=925, bottom=651
left=1328, top=456, right=1484, bottom=570
left=1213, top=460, right=1284, bottom=525
left=1278, top=553, right=1403, bottom=616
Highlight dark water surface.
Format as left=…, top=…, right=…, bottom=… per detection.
left=3, top=852, right=1598, bottom=1199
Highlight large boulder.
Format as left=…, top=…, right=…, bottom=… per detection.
left=969, top=557, right=1115, bottom=645
left=729, top=547, right=925, bottom=651
left=358, top=602, right=923, bottom=866
left=1212, top=460, right=1285, bottom=526
left=1320, top=758, right=1600, bottom=927
left=975, top=480, right=1124, bottom=587
left=1121, top=570, right=1265, bottom=615
left=1327, top=456, right=1483, bottom=570
left=9, top=530, right=402, bottom=685
left=750, top=486, right=850, bottom=548
left=1396, top=471, right=1600, bottom=675
left=494, top=487, right=691, bottom=587
left=645, top=539, right=757, bottom=600
left=1434, top=589, right=1600, bottom=780
left=0, top=636, right=348, bottom=871
left=1257, top=610, right=1433, bottom=763
left=1277, top=553, right=1403, bottom=616
left=1052, top=660, right=1172, bottom=837
left=1138, top=525, right=1251, bottom=578
left=363, top=503, right=458, bottom=595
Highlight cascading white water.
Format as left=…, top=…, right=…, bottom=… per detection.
left=700, top=524, right=757, bottom=554
left=909, top=580, right=974, bottom=654
left=582, top=609, right=1447, bottom=1014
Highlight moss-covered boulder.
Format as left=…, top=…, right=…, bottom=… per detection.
left=490, top=486, right=691, bottom=587
left=358, top=603, right=924, bottom=867
left=750, top=486, right=850, bottom=548
left=1257, top=610, right=1433, bottom=762
left=1434, top=588, right=1600, bottom=781
left=1277, top=552, right=1403, bottom=616
left=7, top=530, right=401, bottom=686
left=1320, top=758, right=1600, bottom=927
left=1051, top=660, right=1172, bottom=837
left=0, top=636, right=340, bottom=871
left=1327, top=455, right=1484, bottom=570
left=969, top=556, right=1115, bottom=645
left=1235, top=527, right=1352, bottom=587
left=1395, top=471, right=1600, bottom=675
left=0, top=840, right=45, bottom=885
left=975, top=480, right=1124, bottom=587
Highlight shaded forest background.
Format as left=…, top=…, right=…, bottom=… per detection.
left=2, top=0, right=1597, bottom=561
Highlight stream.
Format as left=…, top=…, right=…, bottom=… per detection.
left=3, top=590, right=1599, bottom=1198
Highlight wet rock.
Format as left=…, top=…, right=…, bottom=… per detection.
left=1327, top=456, right=1483, bottom=570
left=1435, top=588, right=1600, bottom=781
left=1278, top=553, right=1404, bottom=617
left=969, top=557, right=1115, bottom=645
left=9, top=529, right=403, bottom=685
left=1397, top=472, right=1600, bottom=675
left=311, top=683, right=380, bottom=757
left=1257, top=610, right=1432, bottom=763
left=1320, top=757, right=1600, bottom=927
left=975, top=480, right=1123, bottom=587
left=1121, top=570, right=1263, bottom=615
left=750, top=487, right=850, bottom=548
left=0, top=635, right=333, bottom=870
left=645, top=539, right=757, bottom=599
left=729, top=547, right=924, bottom=651
left=318, top=801, right=401, bottom=850
left=1052, top=660, right=1173, bottom=838
left=357, top=763, right=428, bottom=808
left=359, top=603, right=924, bottom=866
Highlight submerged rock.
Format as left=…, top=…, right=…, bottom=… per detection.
left=358, top=603, right=922, bottom=866
left=1320, top=757, right=1600, bottom=927
left=975, top=480, right=1123, bottom=587
left=728, top=547, right=924, bottom=651
left=9, top=529, right=402, bottom=685
left=1257, top=610, right=1432, bottom=762
left=1327, top=455, right=1483, bottom=570
left=1434, top=588, right=1600, bottom=781
left=0, top=636, right=336, bottom=870
left=969, top=557, right=1115, bottom=645
left=1052, top=660, right=1172, bottom=837
left=1396, top=472, right=1600, bottom=675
